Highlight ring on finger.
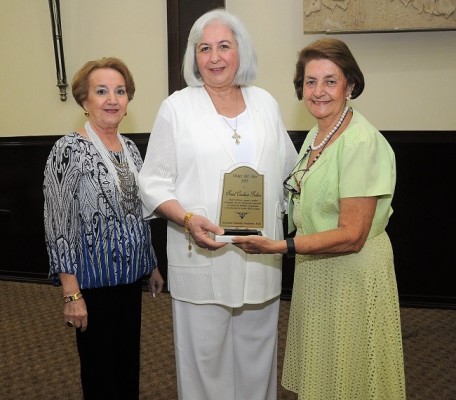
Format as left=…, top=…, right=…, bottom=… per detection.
left=66, top=320, right=75, bottom=328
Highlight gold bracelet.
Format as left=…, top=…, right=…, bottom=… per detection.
left=184, top=212, right=194, bottom=251
left=63, top=292, right=83, bottom=304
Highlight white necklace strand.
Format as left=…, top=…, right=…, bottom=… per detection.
left=84, top=121, right=138, bottom=193
left=310, top=106, right=350, bottom=151
left=221, top=90, right=241, bottom=145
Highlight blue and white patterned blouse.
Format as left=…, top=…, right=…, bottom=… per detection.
left=43, top=132, right=156, bottom=289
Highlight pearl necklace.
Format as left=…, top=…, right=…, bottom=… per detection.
left=310, top=106, right=351, bottom=151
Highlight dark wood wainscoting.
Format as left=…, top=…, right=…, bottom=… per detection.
left=0, top=131, right=455, bottom=308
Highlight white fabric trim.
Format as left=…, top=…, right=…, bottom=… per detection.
left=85, top=121, right=138, bottom=192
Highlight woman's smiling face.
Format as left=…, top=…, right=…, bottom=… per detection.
left=303, top=58, right=352, bottom=122
left=82, top=68, right=129, bottom=131
left=196, top=21, right=239, bottom=91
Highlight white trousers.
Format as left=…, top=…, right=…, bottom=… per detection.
left=172, top=297, right=280, bottom=400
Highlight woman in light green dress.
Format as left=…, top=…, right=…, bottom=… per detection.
left=233, top=38, right=406, bottom=399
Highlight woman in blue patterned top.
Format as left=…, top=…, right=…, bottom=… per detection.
left=43, top=57, right=164, bottom=400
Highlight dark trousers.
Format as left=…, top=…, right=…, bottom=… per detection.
left=76, top=279, right=143, bottom=400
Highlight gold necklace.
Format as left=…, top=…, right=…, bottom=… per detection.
left=222, top=115, right=241, bottom=144
left=221, top=91, right=241, bottom=145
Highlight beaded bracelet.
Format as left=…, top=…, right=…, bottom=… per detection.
left=63, top=292, right=83, bottom=304
left=184, top=212, right=194, bottom=251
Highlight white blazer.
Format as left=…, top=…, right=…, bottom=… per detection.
left=139, top=86, right=297, bottom=307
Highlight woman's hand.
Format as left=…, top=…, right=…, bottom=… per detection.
left=232, top=235, right=284, bottom=255
left=155, top=200, right=227, bottom=251
left=187, top=214, right=227, bottom=251
left=148, top=268, right=165, bottom=298
left=59, top=273, right=88, bottom=331
left=64, top=298, right=88, bottom=332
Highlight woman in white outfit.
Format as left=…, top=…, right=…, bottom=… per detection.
left=138, top=9, right=297, bottom=400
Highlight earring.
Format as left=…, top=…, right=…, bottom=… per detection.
left=345, top=93, right=352, bottom=101
left=84, top=112, right=89, bottom=117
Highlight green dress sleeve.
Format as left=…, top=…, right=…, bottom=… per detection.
left=339, top=127, right=395, bottom=199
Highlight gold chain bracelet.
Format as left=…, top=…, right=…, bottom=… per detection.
left=184, top=212, right=194, bottom=251
left=63, top=292, right=83, bottom=304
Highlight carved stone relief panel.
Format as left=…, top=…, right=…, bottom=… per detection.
left=303, top=0, right=456, bottom=33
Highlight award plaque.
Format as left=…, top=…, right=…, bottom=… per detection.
left=215, top=165, right=264, bottom=243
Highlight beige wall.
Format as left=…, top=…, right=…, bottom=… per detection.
left=227, top=0, right=456, bottom=131
left=1, top=0, right=455, bottom=137
left=1, top=0, right=168, bottom=136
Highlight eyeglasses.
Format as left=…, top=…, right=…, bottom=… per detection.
left=283, top=168, right=309, bottom=195
left=283, top=145, right=313, bottom=195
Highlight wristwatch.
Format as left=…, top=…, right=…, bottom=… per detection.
left=286, top=237, right=296, bottom=258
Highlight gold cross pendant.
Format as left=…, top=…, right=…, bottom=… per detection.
left=232, top=130, right=241, bottom=145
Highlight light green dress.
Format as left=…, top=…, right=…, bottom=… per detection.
left=282, top=110, right=406, bottom=399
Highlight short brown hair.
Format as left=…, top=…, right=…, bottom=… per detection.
left=72, top=57, right=135, bottom=108
left=293, top=38, right=364, bottom=101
